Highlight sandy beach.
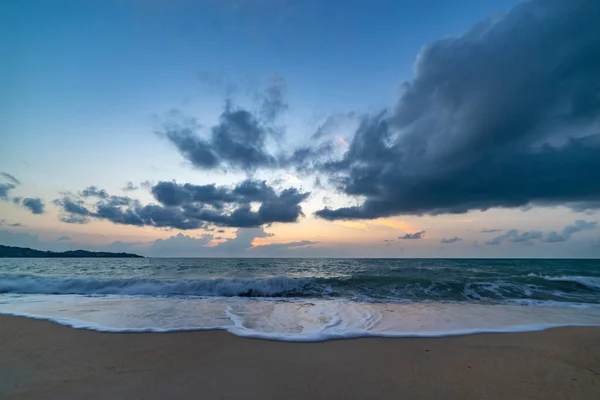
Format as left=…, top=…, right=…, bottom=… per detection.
left=0, top=315, right=598, bottom=399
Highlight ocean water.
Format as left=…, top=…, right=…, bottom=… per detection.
left=1, top=258, right=600, bottom=341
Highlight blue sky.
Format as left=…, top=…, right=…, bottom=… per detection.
left=1, top=0, right=600, bottom=257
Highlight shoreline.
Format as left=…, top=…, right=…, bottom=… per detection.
left=2, top=315, right=600, bottom=399
left=2, top=309, right=600, bottom=340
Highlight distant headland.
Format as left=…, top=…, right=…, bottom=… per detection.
left=0, top=244, right=143, bottom=258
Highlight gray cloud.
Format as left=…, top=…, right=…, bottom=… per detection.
left=122, top=181, right=138, bottom=191
left=440, top=236, right=462, bottom=244
left=0, top=174, right=46, bottom=215
left=55, top=179, right=309, bottom=230
left=258, top=75, right=288, bottom=122
left=161, top=80, right=288, bottom=173
left=542, top=220, right=597, bottom=243
left=147, top=228, right=316, bottom=257
left=21, top=198, right=45, bottom=214
left=149, top=233, right=212, bottom=256
left=481, top=229, right=502, bottom=233
left=399, top=230, right=425, bottom=240
left=487, top=220, right=597, bottom=245
left=81, top=186, right=109, bottom=199
left=0, top=172, right=20, bottom=185
left=316, top=0, right=600, bottom=221
left=0, top=219, right=21, bottom=227
left=56, top=236, right=71, bottom=241
left=0, top=183, right=15, bottom=200
left=487, top=229, right=544, bottom=245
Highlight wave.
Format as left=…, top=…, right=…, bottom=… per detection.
left=528, top=274, right=600, bottom=290
left=1, top=273, right=599, bottom=303
left=0, top=275, right=312, bottom=297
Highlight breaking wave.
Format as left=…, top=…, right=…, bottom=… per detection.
left=529, top=274, right=600, bottom=290
left=1, top=272, right=600, bottom=304
left=0, top=275, right=312, bottom=297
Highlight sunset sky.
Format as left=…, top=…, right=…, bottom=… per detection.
left=1, top=0, right=599, bottom=257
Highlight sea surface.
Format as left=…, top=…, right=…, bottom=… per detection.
left=1, top=258, right=600, bottom=341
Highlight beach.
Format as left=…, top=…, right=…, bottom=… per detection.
left=1, top=315, right=599, bottom=400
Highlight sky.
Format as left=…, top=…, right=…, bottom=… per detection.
left=1, top=0, right=600, bottom=257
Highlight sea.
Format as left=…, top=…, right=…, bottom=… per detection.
left=1, top=258, right=600, bottom=341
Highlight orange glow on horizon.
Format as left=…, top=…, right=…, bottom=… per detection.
left=333, top=221, right=369, bottom=230
left=368, top=218, right=413, bottom=231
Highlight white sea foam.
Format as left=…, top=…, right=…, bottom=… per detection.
left=1, top=294, right=600, bottom=342
left=532, top=275, right=600, bottom=290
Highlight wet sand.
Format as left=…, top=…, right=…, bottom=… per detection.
left=1, top=314, right=599, bottom=399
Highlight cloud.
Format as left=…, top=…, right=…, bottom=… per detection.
left=0, top=226, right=318, bottom=257
left=81, top=186, right=109, bottom=199
left=0, top=175, right=46, bottom=215
left=144, top=228, right=316, bottom=257
left=122, top=181, right=138, bottom=191
left=487, top=230, right=544, bottom=245
left=21, top=198, right=45, bottom=214
left=258, top=75, right=288, bottom=122
left=149, top=233, right=212, bottom=256
left=542, top=220, right=597, bottom=243
left=315, top=0, right=600, bottom=221
left=399, top=230, right=425, bottom=240
left=55, top=179, right=310, bottom=230
left=161, top=79, right=289, bottom=173
left=250, top=240, right=317, bottom=254
left=487, top=220, right=597, bottom=245
left=0, top=183, right=15, bottom=200
left=481, top=229, right=501, bottom=233
left=0, top=219, right=21, bottom=227
left=0, top=172, right=20, bottom=185
left=440, top=236, right=462, bottom=244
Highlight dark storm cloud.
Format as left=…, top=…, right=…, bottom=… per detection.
left=151, top=179, right=274, bottom=208
left=399, top=230, right=425, bottom=240
left=315, top=0, right=600, bottom=221
left=55, top=180, right=310, bottom=230
left=487, top=220, right=597, bottom=245
left=21, top=198, right=45, bottom=214
left=0, top=172, right=20, bottom=185
left=440, top=236, right=462, bottom=244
